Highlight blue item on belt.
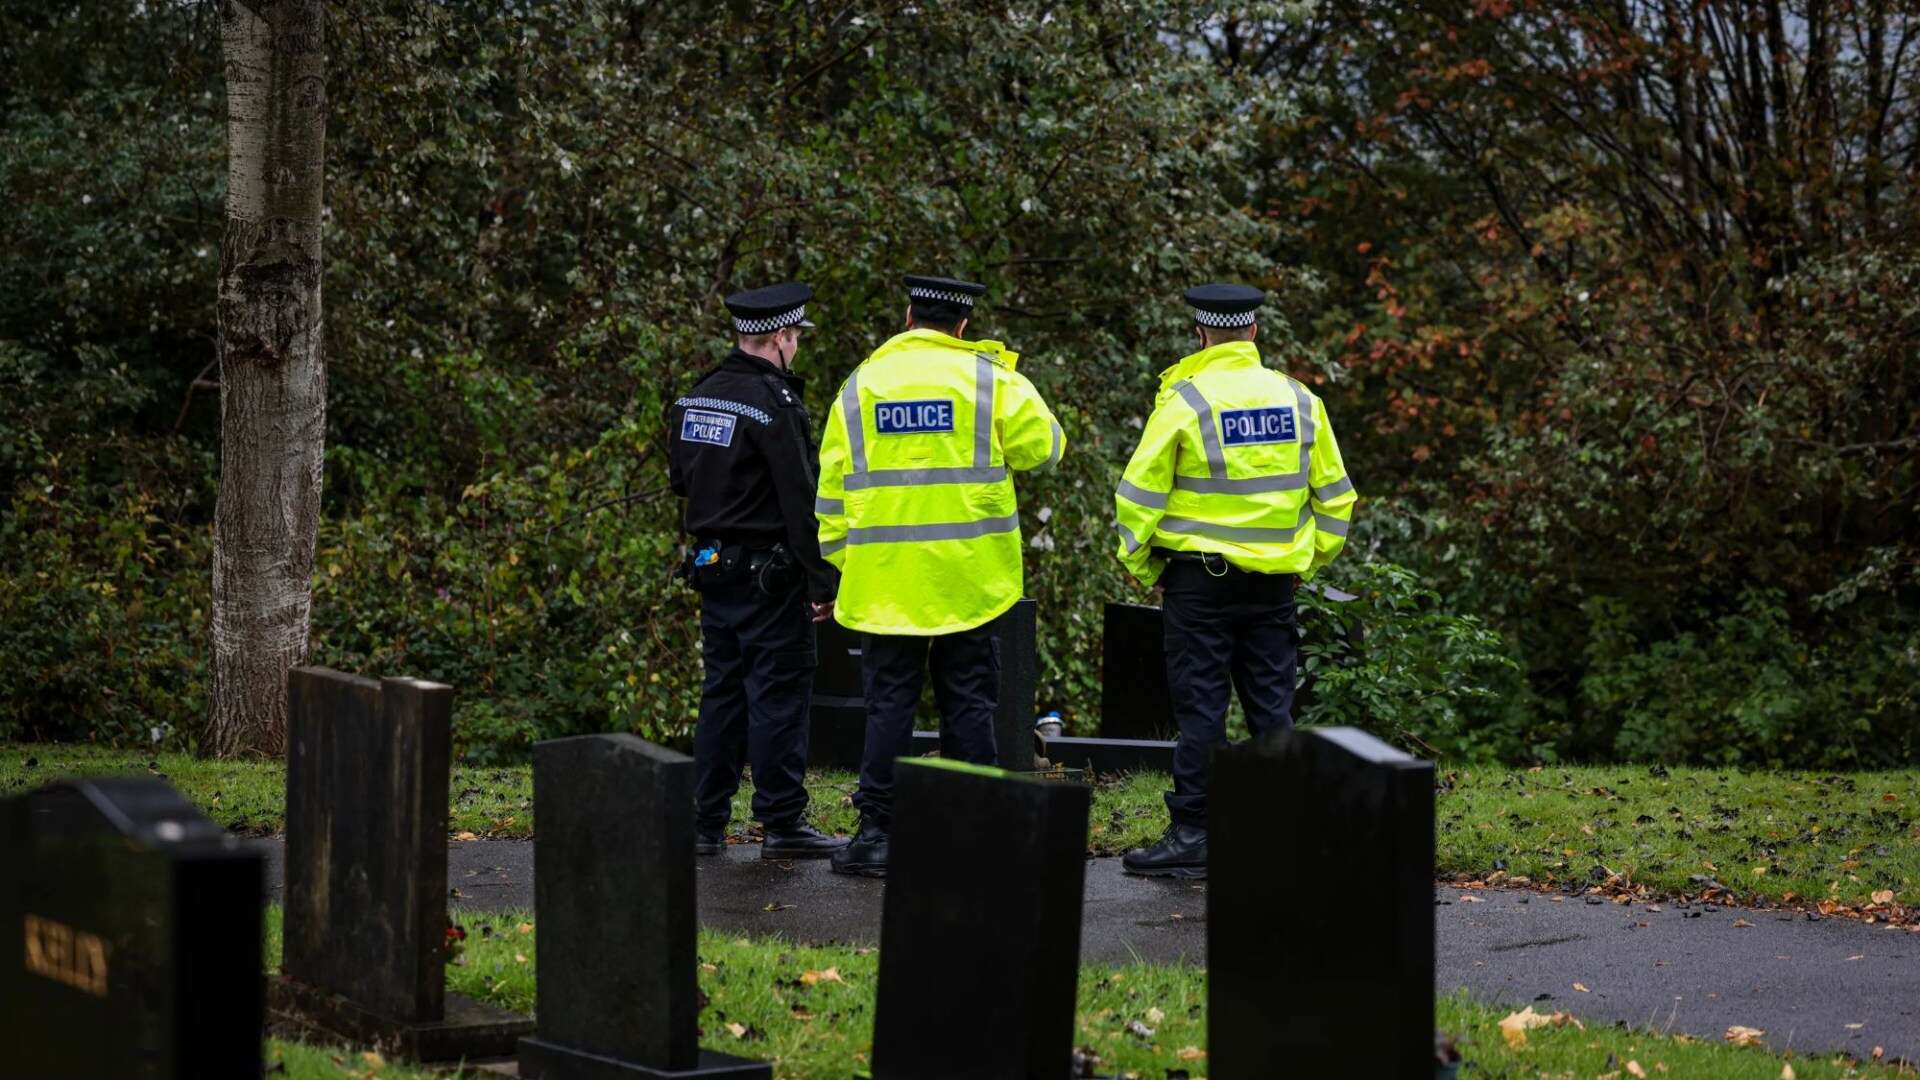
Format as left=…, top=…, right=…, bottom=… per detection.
left=695, top=545, right=720, bottom=567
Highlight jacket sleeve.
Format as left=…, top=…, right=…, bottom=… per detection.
left=814, top=379, right=852, bottom=571
left=996, top=369, right=1065, bottom=474
left=760, top=398, right=839, bottom=603
left=1305, top=391, right=1357, bottom=574
left=1113, top=400, right=1185, bottom=587
left=663, top=398, right=688, bottom=498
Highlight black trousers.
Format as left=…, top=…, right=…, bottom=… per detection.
left=692, top=577, right=814, bottom=830
left=1161, top=559, right=1298, bottom=828
left=852, top=623, right=1000, bottom=827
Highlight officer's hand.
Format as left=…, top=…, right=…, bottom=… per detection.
left=810, top=601, right=835, bottom=623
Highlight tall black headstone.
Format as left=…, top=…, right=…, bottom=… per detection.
left=870, top=759, right=1090, bottom=1079
left=808, top=617, right=868, bottom=771
left=518, top=734, right=771, bottom=1079
left=1099, top=602, right=1175, bottom=740
left=990, top=598, right=1039, bottom=772
left=1, top=777, right=263, bottom=1078
left=1209, top=727, right=1434, bottom=1078
left=273, top=666, right=532, bottom=1060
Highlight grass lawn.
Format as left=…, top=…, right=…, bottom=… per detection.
left=258, top=909, right=1911, bottom=1079
left=5, top=745, right=1916, bottom=912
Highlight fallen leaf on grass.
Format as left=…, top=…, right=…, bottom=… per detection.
left=1870, top=889, right=1895, bottom=905
left=1725, top=1025, right=1766, bottom=1047
left=1126, top=1019, right=1155, bottom=1039
left=701, top=962, right=718, bottom=973
left=1781, top=1065, right=1795, bottom=1080
left=726, top=1022, right=748, bottom=1039
left=1145, top=1007, right=1165, bottom=1025
left=800, top=967, right=843, bottom=986
left=514, top=952, right=528, bottom=964
left=362, top=1052, right=385, bottom=1067
left=517, top=922, right=533, bottom=935
left=1497, top=1006, right=1575, bottom=1047
left=1626, top=1062, right=1647, bottom=1078
left=1177, top=1046, right=1206, bottom=1061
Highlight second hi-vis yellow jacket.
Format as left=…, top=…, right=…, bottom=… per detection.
left=1113, top=340, right=1356, bottom=587
left=817, top=329, right=1065, bottom=635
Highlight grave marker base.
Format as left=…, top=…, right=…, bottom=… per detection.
left=519, top=1037, right=771, bottom=1079
left=270, top=977, right=534, bottom=1062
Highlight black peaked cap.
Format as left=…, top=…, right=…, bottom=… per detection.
left=1184, top=283, right=1264, bottom=328
left=725, top=282, right=815, bottom=333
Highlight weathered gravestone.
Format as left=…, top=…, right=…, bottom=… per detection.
left=272, top=666, right=532, bottom=1060
left=1, top=777, right=264, bottom=1078
left=1099, top=602, right=1175, bottom=740
left=518, top=733, right=771, bottom=1079
left=1209, top=727, right=1434, bottom=1078
left=869, top=758, right=1091, bottom=1079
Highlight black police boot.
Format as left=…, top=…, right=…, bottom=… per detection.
left=761, top=821, right=849, bottom=860
left=829, top=817, right=889, bottom=877
left=1122, top=823, right=1208, bottom=879
left=695, top=826, right=726, bottom=857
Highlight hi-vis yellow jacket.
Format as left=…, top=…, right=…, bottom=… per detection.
left=1113, top=340, right=1355, bottom=586
left=817, top=329, right=1065, bottom=635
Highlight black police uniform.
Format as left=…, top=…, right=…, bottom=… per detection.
left=666, top=285, right=839, bottom=854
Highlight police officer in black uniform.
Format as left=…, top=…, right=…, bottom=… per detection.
left=666, top=282, right=846, bottom=859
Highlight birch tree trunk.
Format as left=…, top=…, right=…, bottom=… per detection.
left=207, top=0, right=328, bottom=757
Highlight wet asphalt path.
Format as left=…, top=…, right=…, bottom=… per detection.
left=260, top=840, right=1919, bottom=1061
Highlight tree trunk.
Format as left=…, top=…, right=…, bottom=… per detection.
left=207, top=0, right=328, bottom=758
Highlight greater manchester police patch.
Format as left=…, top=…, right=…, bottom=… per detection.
left=680, top=408, right=737, bottom=447
left=874, top=399, right=956, bottom=435
left=1220, top=406, right=1296, bottom=446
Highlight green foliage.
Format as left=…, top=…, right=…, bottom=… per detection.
left=1299, top=560, right=1533, bottom=763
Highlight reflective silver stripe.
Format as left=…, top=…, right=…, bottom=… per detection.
left=1113, top=520, right=1145, bottom=554
left=1291, top=379, right=1316, bottom=451
left=1312, top=476, right=1354, bottom=502
left=844, top=513, right=1020, bottom=545
left=815, top=496, right=844, bottom=516
left=1040, top=420, right=1064, bottom=472
left=1313, top=513, right=1350, bottom=537
left=1174, top=380, right=1226, bottom=478
left=841, top=372, right=867, bottom=473
left=1173, top=472, right=1306, bottom=495
left=1157, top=516, right=1302, bottom=544
left=820, top=535, right=846, bottom=556
left=843, top=466, right=1008, bottom=490
left=974, top=354, right=996, bottom=469
left=1116, top=479, right=1169, bottom=509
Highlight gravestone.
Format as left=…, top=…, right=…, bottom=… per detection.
left=808, top=617, right=868, bottom=771
left=870, top=758, right=1090, bottom=1079
left=1099, top=602, right=1175, bottom=740
left=519, top=734, right=771, bottom=1079
left=273, top=666, right=532, bottom=1060
left=1, top=777, right=263, bottom=1078
left=989, top=598, right=1040, bottom=771
left=1209, top=727, right=1434, bottom=1078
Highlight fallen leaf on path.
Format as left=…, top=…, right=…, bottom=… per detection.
left=1725, top=1025, right=1766, bottom=1047
left=1873, top=1046, right=1885, bottom=1060
left=763, top=902, right=793, bottom=912
left=1573, top=982, right=1590, bottom=992
left=1459, top=895, right=1484, bottom=903
left=1847, top=955, right=1863, bottom=961
left=1732, top=919, right=1754, bottom=928
left=1846, top=1023, right=1864, bottom=1030
left=453, top=831, right=479, bottom=842
left=800, top=967, right=843, bottom=986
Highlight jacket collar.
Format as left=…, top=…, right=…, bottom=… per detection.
left=1158, top=340, right=1261, bottom=393
left=725, top=346, right=804, bottom=385
left=869, top=328, right=1020, bottom=371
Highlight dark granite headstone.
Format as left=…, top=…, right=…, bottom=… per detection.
left=808, top=617, right=868, bottom=771
left=518, top=734, right=770, bottom=1079
left=1099, top=602, right=1175, bottom=740
left=1, top=777, right=263, bottom=1078
left=990, top=598, right=1039, bottom=771
left=272, top=666, right=532, bottom=1060
left=870, top=759, right=1090, bottom=1079
left=1209, top=727, right=1434, bottom=1078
